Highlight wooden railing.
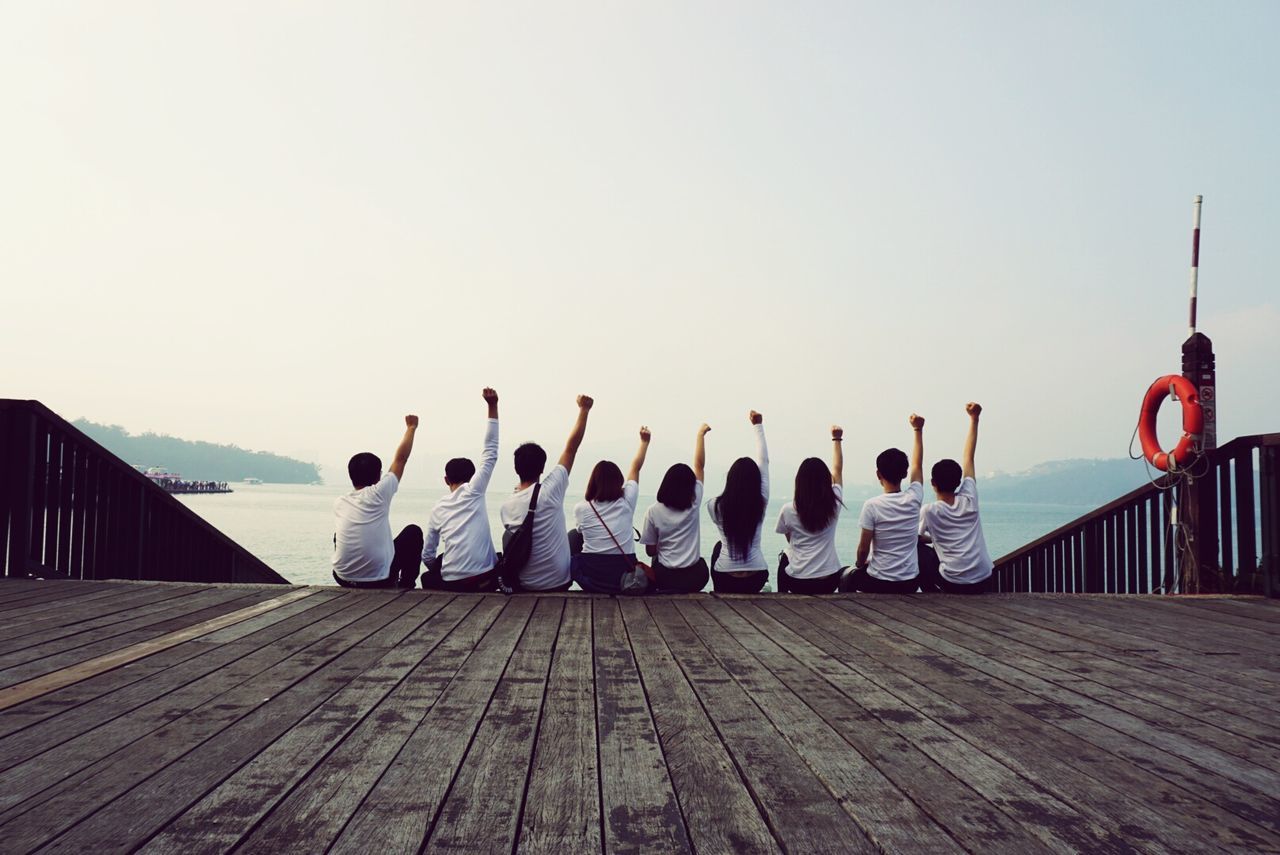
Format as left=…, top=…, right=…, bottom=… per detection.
left=0, top=400, right=288, bottom=585
left=993, top=433, right=1280, bottom=596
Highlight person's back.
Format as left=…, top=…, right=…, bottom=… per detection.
left=422, top=389, right=501, bottom=590
left=574, top=481, right=640, bottom=554
left=707, top=411, right=770, bottom=593
left=918, top=403, right=992, bottom=593
left=333, top=416, right=421, bottom=589
left=843, top=414, right=926, bottom=594
left=499, top=395, right=593, bottom=592
left=640, top=427, right=711, bottom=594
left=570, top=426, right=652, bottom=594
left=775, top=427, right=846, bottom=594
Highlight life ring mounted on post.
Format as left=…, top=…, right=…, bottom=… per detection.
left=1137, top=374, right=1203, bottom=472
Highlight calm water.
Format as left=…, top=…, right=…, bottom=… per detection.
left=178, top=482, right=1093, bottom=588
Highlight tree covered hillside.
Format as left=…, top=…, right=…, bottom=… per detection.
left=75, top=419, right=321, bottom=484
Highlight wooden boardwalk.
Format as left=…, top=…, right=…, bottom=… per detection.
left=0, top=579, right=1277, bottom=853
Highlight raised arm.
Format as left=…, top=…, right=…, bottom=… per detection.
left=750, top=410, right=770, bottom=499
left=908, top=413, right=925, bottom=484
left=388, top=415, right=418, bottom=481
left=627, top=426, right=652, bottom=483
left=831, top=425, right=844, bottom=487
left=470, top=388, right=500, bottom=492
left=558, top=395, right=594, bottom=473
left=693, top=423, right=710, bottom=482
left=963, top=402, right=982, bottom=480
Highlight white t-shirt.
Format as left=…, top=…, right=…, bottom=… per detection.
left=706, top=423, right=770, bottom=572
left=919, top=477, right=993, bottom=584
left=332, top=472, right=399, bottom=583
left=422, top=419, right=499, bottom=581
left=639, top=481, right=704, bottom=568
left=775, top=484, right=844, bottom=579
left=858, top=481, right=924, bottom=581
left=500, top=464, right=572, bottom=590
left=573, top=481, right=639, bottom=555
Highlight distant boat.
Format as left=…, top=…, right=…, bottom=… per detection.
left=243, top=477, right=263, bottom=485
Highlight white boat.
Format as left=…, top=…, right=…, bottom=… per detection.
left=243, top=477, right=263, bottom=485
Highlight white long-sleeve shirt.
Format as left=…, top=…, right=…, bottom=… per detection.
left=422, top=418, right=499, bottom=580
left=706, top=423, right=770, bottom=572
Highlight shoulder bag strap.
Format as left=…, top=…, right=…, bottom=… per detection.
left=588, top=501, right=631, bottom=557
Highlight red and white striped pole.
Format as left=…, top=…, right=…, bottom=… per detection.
left=1188, top=194, right=1203, bottom=336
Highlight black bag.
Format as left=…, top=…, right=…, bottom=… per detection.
left=498, top=483, right=541, bottom=589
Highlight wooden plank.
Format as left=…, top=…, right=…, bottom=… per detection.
left=0, top=583, right=204, bottom=646
left=48, top=595, right=451, bottom=855
left=137, top=595, right=465, bottom=855
left=766, top=598, right=1152, bottom=854
left=581, top=598, right=691, bottom=855
left=830, top=599, right=1280, bottom=835
left=0, top=583, right=163, bottom=635
left=617, top=599, right=781, bottom=855
left=0, top=580, right=120, bottom=613
left=646, top=599, right=873, bottom=853
left=516, top=597, right=603, bottom=853
left=0, top=593, right=417, bottom=852
left=0, top=591, right=347, bottom=747
left=229, top=597, right=501, bottom=855
left=721, top=599, right=1053, bottom=853
left=814, top=597, right=1280, bottom=852
left=426, top=598, right=564, bottom=851
left=326, top=597, right=535, bottom=855
left=0, top=588, right=279, bottom=689
left=680, top=601, right=962, bottom=855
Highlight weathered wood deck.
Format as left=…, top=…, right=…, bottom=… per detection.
left=0, top=579, right=1277, bottom=853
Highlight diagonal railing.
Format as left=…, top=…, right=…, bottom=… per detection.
left=992, top=433, right=1280, bottom=596
left=1, top=399, right=288, bottom=584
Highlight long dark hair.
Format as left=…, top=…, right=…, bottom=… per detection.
left=794, top=457, right=842, bottom=532
left=585, top=460, right=625, bottom=503
left=715, top=457, right=765, bottom=561
left=657, top=463, right=697, bottom=511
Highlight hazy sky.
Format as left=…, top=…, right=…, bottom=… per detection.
left=3, top=2, right=1277, bottom=484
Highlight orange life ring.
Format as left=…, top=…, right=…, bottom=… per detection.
left=1138, top=375, right=1203, bottom=471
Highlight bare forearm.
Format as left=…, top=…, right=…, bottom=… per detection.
left=831, top=434, right=844, bottom=485
left=963, top=417, right=979, bottom=478
left=910, top=429, right=924, bottom=483
left=628, top=442, right=650, bottom=482
left=394, top=427, right=416, bottom=464
left=693, top=431, right=707, bottom=480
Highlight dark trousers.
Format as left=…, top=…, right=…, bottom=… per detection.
left=839, top=565, right=920, bottom=594
left=420, top=561, right=499, bottom=593
left=709, top=542, right=769, bottom=594
left=777, top=553, right=842, bottom=595
left=651, top=557, right=710, bottom=594
left=917, top=543, right=990, bottom=594
left=333, top=525, right=423, bottom=589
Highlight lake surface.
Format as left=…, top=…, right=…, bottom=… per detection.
left=178, top=482, right=1094, bottom=588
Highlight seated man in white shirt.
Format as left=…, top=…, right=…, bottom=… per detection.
left=918, top=402, right=993, bottom=594
left=841, top=414, right=926, bottom=594
left=420, top=388, right=501, bottom=592
left=332, top=415, right=421, bottom=589
left=498, top=394, right=594, bottom=592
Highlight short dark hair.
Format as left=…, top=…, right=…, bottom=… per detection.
left=656, top=463, right=697, bottom=511
left=514, top=443, right=547, bottom=482
left=585, top=460, right=625, bottom=503
left=348, top=452, right=382, bottom=489
left=876, top=448, right=909, bottom=484
left=445, top=457, right=476, bottom=485
left=931, top=459, right=963, bottom=493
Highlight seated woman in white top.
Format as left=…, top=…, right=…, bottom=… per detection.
left=639, top=424, right=711, bottom=594
left=706, top=411, right=770, bottom=594
left=571, top=427, right=652, bottom=594
left=775, top=426, right=846, bottom=594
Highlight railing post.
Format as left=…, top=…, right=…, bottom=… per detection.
left=1083, top=523, right=1102, bottom=593
left=1260, top=445, right=1279, bottom=598
left=6, top=410, right=37, bottom=578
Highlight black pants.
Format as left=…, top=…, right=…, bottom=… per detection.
left=709, top=542, right=769, bottom=594
left=420, top=562, right=500, bottom=592
left=917, top=543, right=990, bottom=594
left=651, top=557, right=710, bottom=594
left=838, top=565, right=920, bottom=594
left=332, top=525, right=423, bottom=589
left=777, top=553, right=842, bottom=595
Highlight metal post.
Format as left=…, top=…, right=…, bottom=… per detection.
left=1188, top=195, right=1202, bottom=336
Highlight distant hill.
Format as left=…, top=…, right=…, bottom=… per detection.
left=74, top=419, right=321, bottom=484
left=978, top=458, right=1152, bottom=506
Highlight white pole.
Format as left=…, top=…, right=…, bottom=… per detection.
left=1188, top=195, right=1202, bottom=336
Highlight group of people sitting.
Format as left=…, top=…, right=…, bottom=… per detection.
left=331, top=389, right=992, bottom=596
